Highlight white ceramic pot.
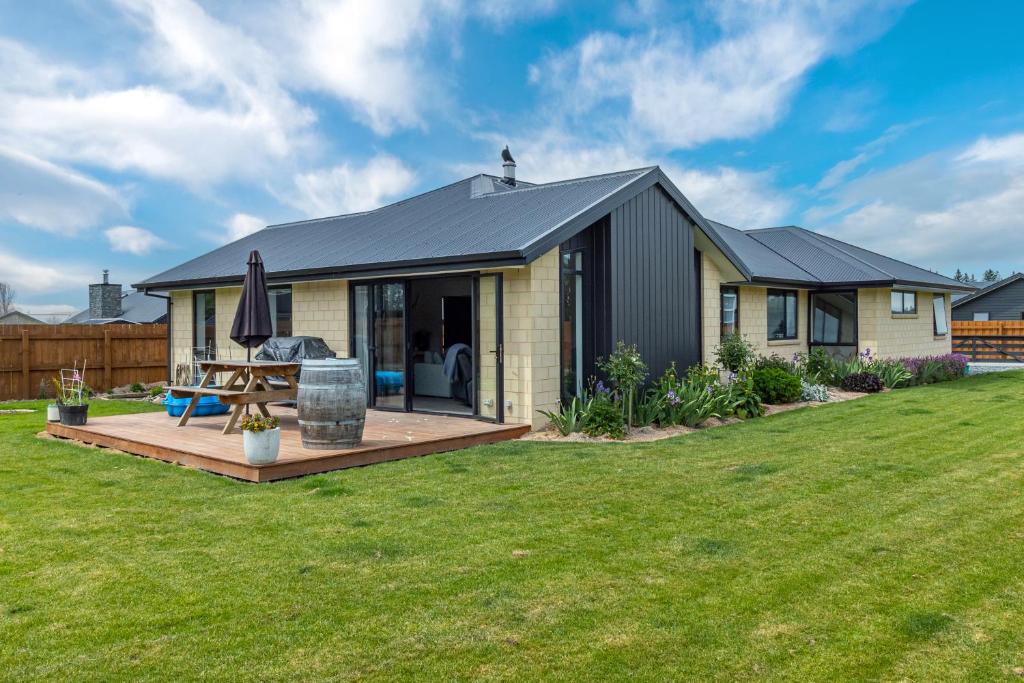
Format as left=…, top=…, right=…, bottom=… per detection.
left=47, top=404, right=61, bottom=422
left=243, top=427, right=281, bottom=465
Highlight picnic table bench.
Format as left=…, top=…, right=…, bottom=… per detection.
left=169, top=359, right=301, bottom=434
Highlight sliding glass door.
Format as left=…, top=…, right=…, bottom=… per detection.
left=351, top=281, right=407, bottom=410
left=474, top=273, right=504, bottom=422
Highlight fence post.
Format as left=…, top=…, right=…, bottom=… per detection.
left=20, top=329, right=30, bottom=399
left=103, top=329, right=113, bottom=391
left=972, top=337, right=977, bottom=362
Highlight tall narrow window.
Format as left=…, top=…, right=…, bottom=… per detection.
left=193, top=290, right=216, bottom=354
left=811, top=292, right=856, bottom=345
left=560, top=251, right=584, bottom=399
left=720, top=286, right=739, bottom=338
left=933, top=294, right=948, bottom=335
left=767, top=289, right=798, bottom=340
left=268, top=285, right=293, bottom=337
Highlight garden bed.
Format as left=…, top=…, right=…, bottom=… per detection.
left=526, top=387, right=868, bottom=443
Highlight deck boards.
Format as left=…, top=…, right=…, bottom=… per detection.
left=45, top=408, right=529, bottom=482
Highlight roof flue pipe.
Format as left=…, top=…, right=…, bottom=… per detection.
left=501, top=145, right=516, bottom=186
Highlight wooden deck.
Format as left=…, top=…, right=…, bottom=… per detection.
left=45, top=408, right=529, bottom=482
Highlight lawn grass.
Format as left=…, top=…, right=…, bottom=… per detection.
left=2, top=373, right=1024, bottom=681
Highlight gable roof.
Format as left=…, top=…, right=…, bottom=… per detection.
left=951, top=272, right=1024, bottom=308
left=702, top=221, right=971, bottom=291
left=65, top=290, right=168, bottom=324
left=0, top=310, right=47, bottom=325
left=137, top=167, right=740, bottom=290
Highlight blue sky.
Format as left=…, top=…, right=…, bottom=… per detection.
left=2, top=0, right=1023, bottom=315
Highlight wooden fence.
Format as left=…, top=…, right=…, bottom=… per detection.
left=0, top=324, right=168, bottom=400
left=951, top=320, right=1024, bottom=362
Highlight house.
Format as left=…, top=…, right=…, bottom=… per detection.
left=951, top=273, right=1024, bottom=321
left=65, top=271, right=168, bottom=325
left=0, top=310, right=48, bottom=325
left=136, top=160, right=970, bottom=429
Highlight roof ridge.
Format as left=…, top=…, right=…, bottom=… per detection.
left=481, top=166, right=656, bottom=197
left=952, top=272, right=1024, bottom=307
left=738, top=228, right=822, bottom=283
left=787, top=227, right=894, bottom=280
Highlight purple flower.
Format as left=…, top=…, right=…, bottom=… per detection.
left=666, top=389, right=681, bottom=406
left=705, top=385, right=714, bottom=395
left=595, top=380, right=609, bottom=394
left=728, top=372, right=737, bottom=382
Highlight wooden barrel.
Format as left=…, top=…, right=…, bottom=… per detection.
left=297, top=359, right=367, bottom=450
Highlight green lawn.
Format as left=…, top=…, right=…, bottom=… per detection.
left=2, top=373, right=1024, bottom=681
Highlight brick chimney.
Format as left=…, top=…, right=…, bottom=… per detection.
left=89, top=270, right=123, bottom=319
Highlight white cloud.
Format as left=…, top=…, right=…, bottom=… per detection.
left=222, top=213, right=267, bottom=244
left=105, top=225, right=168, bottom=255
left=0, top=147, right=125, bottom=233
left=285, top=155, right=417, bottom=217
left=529, top=1, right=907, bottom=149
left=0, top=249, right=94, bottom=294
left=809, top=131, right=1024, bottom=274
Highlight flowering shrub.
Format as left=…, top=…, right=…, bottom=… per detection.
left=800, top=380, right=830, bottom=402
left=715, top=333, right=755, bottom=373
left=240, top=414, right=280, bottom=432
left=841, top=372, right=883, bottom=393
left=598, top=341, right=648, bottom=429
left=900, top=354, right=968, bottom=385
left=581, top=392, right=627, bottom=439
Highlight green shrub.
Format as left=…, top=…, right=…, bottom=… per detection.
left=794, top=347, right=836, bottom=384
left=866, top=359, right=913, bottom=389
left=130, top=382, right=145, bottom=393
left=752, top=367, right=802, bottom=404
left=538, top=394, right=592, bottom=435
left=149, top=386, right=165, bottom=397
left=715, top=333, right=755, bottom=373
left=582, top=394, right=627, bottom=439
left=754, top=353, right=796, bottom=374
left=841, top=372, right=883, bottom=393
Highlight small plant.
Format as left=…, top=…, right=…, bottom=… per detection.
left=633, top=391, right=664, bottom=428
left=715, top=333, right=755, bottom=373
left=752, top=367, right=802, bottom=404
left=130, top=382, right=146, bottom=393
left=867, top=359, right=913, bottom=389
left=51, top=364, right=89, bottom=406
left=149, top=386, right=165, bottom=397
left=582, top=393, right=626, bottom=439
left=598, top=341, right=648, bottom=430
left=800, top=380, right=830, bottom=402
left=795, top=347, right=838, bottom=384
left=723, top=369, right=764, bottom=419
left=900, top=354, right=968, bottom=385
left=240, top=414, right=280, bottom=432
left=538, top=394, right=592, bottom=436
left=841, top=372, right=883, bottom=393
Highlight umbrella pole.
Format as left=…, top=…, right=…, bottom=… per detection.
left=245, top=347, right=251, bottom=416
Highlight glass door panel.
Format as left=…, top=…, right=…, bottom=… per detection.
left=352, top=284, right=372, bottom=404
left=374, top=282, right=406, bottom=409
left=475, top=274, right=503, bottom=422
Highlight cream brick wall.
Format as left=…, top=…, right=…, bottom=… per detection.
left=170, top=291, right=192, bottom=374
left=701, top=253, right=723, bottom=366
left=291, top=280, right=349, bottom=356
left=858, top=288, right=952, bottom=358
left=487, top=247, right=560, bottom=429
left=701, top=274, right=809, bottom=365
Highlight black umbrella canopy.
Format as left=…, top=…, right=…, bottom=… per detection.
left=230, top=250, right=273, bottom=355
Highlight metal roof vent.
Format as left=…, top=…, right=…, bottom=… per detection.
left=501, top=145, right=516, bottom=186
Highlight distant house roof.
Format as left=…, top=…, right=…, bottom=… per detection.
left=65, top=290, right=168, bottom=325
left=703, top=221, right=970, bottom=291
left=951, top=272, right=1024, bottom=308
left=136, top=167, right=743, bottom=290
left=0, top=310, right=47, bottom=325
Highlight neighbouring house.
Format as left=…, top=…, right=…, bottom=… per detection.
left=136, top=161, right=971, bottom=429
left=65, top=271, right=168, bottom=325
left=0, top=310, right=48, bottom=325
left=951, top=273, right=1024, bottom=321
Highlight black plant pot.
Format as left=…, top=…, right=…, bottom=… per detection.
left=58, top=403, right=89, bottom=426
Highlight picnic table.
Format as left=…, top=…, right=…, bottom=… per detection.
left=169, top=359, right=300, bottom=434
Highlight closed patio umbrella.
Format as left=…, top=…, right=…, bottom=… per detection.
left=230, top=249, right=273, bottom=363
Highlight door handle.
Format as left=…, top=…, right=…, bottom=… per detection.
left=488, top=344, right=503, bottom=364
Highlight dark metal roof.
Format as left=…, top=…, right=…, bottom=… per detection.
left=702, top=221, right=971, bottom=291
left=951, top=272, right=1024, bottom=308
left=66, top=290, right=168, bottom=324
left=137, top=168, right=681, bottom=289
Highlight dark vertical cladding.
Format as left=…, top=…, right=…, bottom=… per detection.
left=951, top=278, right=1024, bottom=320
left=608, top=185, right=699, bottom=378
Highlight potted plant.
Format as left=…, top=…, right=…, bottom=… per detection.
left=240, top=414, right=281, bottom=464
left=53, top=364, right=90, bottom=426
